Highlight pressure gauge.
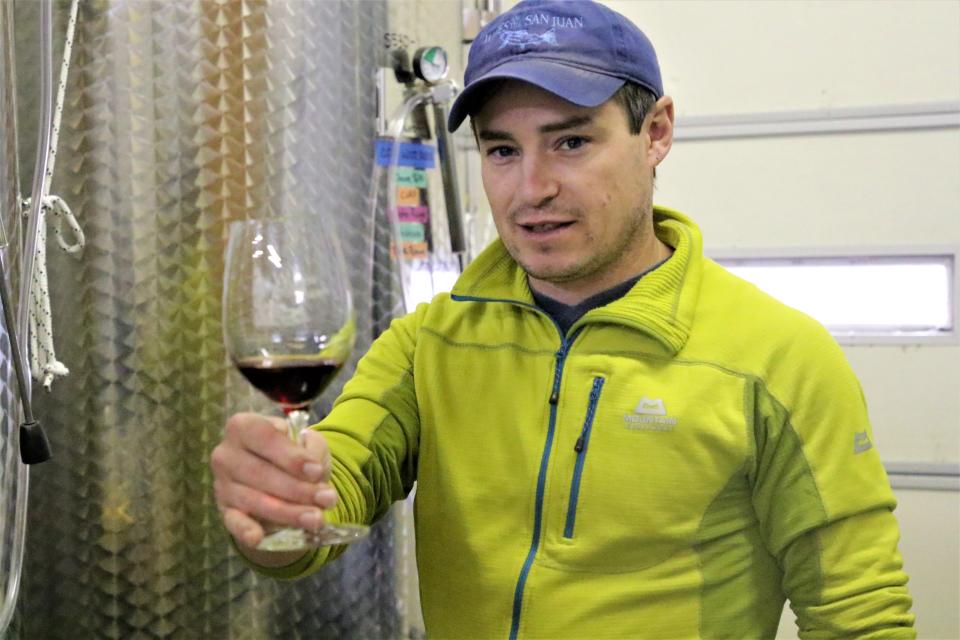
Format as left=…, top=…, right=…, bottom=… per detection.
left=413, top=46, right=449, bottom=84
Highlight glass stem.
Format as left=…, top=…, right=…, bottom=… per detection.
left=287, top=409, right=312, bottom=443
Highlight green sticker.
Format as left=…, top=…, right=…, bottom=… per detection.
left=399, top=222, right=425, bottom=242
left=396, top=167, right=427, bottom=189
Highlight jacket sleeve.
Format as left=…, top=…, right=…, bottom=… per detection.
left=749, top=322, right=915, bottom=638
left=259, top=304, right=426, bottom=579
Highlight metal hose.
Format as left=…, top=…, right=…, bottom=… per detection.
left=0, top=0, right=54, bottom=632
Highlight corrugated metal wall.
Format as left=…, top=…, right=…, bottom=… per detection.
left=1, top=0, right=436, bottom=636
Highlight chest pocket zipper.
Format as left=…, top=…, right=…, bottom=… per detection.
left=564, top=376, right=606, bottom=539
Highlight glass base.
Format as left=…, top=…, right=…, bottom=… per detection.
left=256, top=523, right=370, bottom=552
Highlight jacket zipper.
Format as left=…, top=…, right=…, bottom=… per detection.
left=509, top=326, right=581, bottom=640
left=563, top=376, right=605, bottom=539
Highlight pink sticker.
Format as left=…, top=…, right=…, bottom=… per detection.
left=397, top=206, right=429, bottom=223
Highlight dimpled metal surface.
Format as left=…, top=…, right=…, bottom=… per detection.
left=5, top=1, right=416, bottom=637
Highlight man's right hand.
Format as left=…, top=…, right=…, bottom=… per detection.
left=210, top=412, right=339, bottom=565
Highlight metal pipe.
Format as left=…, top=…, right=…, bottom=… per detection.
left=0, top=249, right=46, bottom=459
left=0, top=254, right=36, bottom=427
left=19, top=0, right=54, bottom=367
left=0, top=0, right=55, bottom=632
left=0, top=4, right=20, bottom=245
left=384, top=90, right=430, bottom=313
left=375, top=80, right=468, bottom=311
left=429, top=87, right=466, bottom=265
left=0, top=0, right=22, bottom=631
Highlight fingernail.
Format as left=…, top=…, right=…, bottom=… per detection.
left=299, top=510, right=322, bottom=529
left=315, top=487, right=338, bottom=508
left=242, top=528, right=259, bottom=548
left=303, top=463, right=325, bottom=482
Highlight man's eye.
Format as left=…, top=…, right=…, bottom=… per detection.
left=559, top=136, right=588, bottom=151
left=486, top=146, right=517, bottom=159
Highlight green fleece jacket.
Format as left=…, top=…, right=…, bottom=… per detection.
left=259, top=207, right=914, bottom=639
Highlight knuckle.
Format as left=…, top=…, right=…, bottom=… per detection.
left=224, top=412, right=253, bottom=439
left=296, top=480, right=319, bottom=505
left=256, top=493, right=303, bottom=527
left=209, top=445, right=230, bottom=473
left=231, top=490, right=264, bottom=522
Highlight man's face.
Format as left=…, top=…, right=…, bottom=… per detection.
left=473, top=81, right=658, bottom=302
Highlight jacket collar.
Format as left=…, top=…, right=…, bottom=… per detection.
left=450, top=206, right=703, bottom=355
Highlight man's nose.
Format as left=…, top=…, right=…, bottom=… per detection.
left=518, top=154, right=559, bottom=208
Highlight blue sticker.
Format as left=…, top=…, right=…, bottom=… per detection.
left=376, top=139, right=437, bottom=169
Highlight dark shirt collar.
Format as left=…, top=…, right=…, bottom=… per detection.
left=531, top=255, right=670, bottom=335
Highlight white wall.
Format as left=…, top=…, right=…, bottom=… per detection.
left=608, top=0, right=960, bottom=114
left=471, top=1, right=960, bottom=637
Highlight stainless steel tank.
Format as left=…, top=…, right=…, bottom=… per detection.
left=0, top=0, right=464, bottom=636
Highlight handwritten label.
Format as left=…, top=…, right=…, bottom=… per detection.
left=375, top=139, right=436, bottom=169
left=402, top=242, right=429, bottom=260
left=399, top=223, right=425, bottom=243
left=397, top=186, right=421, bottom=206
left=397, top=206, right=429, bottom=223
left=396, top=168, right=427, bottom=189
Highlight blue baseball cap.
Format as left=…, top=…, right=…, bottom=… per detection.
left=448, top=0, right=663, bottom=132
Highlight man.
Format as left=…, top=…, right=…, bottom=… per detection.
left=211, top=1, right=915, bottom=637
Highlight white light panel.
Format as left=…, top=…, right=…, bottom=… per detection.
left=717, top=255, right=954, bottom=339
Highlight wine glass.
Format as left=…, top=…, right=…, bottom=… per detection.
left=223, top=217, right=368, bottom=551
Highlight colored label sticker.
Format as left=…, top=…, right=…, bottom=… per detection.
left=375, top=139, right=436, bottom=169
left=402, top=242, right=429, bottom=260
left=397, top=186, right=421, bottom=206
left=399, top=223, right=425, bottom=243
left=397, top=206, right=429, bottom=223
left=396, top=167, right=427, bottom=189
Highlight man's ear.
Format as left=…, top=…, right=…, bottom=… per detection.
left=646, top=96, right=674, bottom=167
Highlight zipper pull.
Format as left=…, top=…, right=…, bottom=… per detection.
left=574, top=435, right=584, bottom=452
left=549, top=342, right=568, bottom=405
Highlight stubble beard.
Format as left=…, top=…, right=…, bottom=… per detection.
left=510, top=202, right=651, bottom=286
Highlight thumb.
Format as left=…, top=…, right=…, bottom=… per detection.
left=300, top=428, right=332, bottom=482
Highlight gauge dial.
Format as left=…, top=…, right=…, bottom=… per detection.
left=413, top=46, right=449, bottom=84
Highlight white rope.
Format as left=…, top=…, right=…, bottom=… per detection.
left=22, top=0, right=82, bottom=391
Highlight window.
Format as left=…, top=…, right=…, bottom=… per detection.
left=712, top=252, right=955, bottom=343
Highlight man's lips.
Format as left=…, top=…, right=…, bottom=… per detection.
left=517, top=220, right=575, bottom=233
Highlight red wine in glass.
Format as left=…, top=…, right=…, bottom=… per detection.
left=223, top=217, right=367, bottom=551
left=234, top=356, right=344, bottom=414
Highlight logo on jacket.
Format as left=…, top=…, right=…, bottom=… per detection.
left=624, top=396, right=677, bottom=431
left=634, top=397, right=666, bottom=415
left=853, top=430, right=873, bottom=454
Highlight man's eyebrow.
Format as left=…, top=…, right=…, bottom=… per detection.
left=476, top=129, right=514, bottom=142
left=476, top=114, right=594, bottom=142
left=538, top=114, right=592, bottom=134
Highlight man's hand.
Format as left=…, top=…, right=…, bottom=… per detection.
left=211, top=412, right=339, bottom=566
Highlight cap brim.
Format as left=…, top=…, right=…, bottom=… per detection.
left=447, top=58, right=626, bottom=132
